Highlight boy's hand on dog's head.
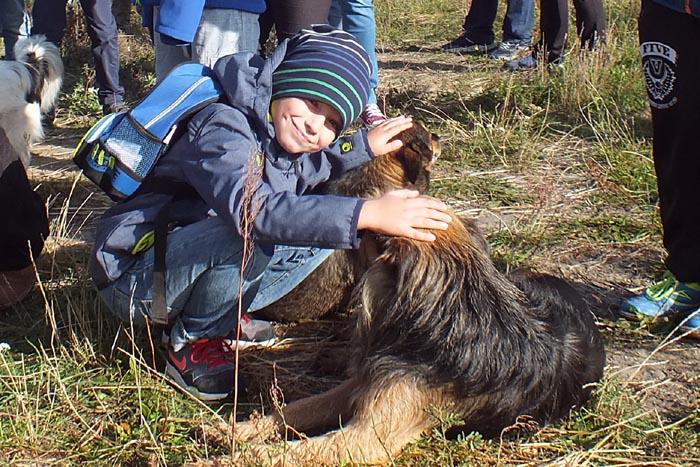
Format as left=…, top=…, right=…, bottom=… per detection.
left=358, top=189, right=452, bottom=242
left=367, top=116, right=413, bottom=156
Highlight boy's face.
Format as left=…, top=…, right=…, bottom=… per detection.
left=271, top=97, right=342, bottom=154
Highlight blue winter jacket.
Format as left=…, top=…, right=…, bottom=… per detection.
left=138, top=0, right=266, bottom=44
left=90, top=41, right=375, bottom=288
left=652, top=0, right=700, bottom=16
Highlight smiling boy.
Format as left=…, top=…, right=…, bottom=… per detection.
left=90, top=26, right=451, bottom=401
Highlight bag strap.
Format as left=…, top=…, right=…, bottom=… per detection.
left=152, top=202, right=170, bottom=330
left=144, top=177, right=197, bottom=336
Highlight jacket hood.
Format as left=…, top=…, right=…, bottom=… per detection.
left=213, top=41, right=289, bottom=132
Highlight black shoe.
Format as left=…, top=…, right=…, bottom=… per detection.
left=165, top=337, right=241, bottom=401
left=102, top=101, right=129, bottom=116
left=441, top=33, right=497, bottom=54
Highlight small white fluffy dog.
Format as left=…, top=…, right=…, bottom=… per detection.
left=0, top=35, right=63, bottom=168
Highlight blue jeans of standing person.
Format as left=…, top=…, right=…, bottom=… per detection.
left=328, top=0, right=379, bottom=105
left=0, top=0, right=24, bottom=59
left=462, top=0, right=535, bottom=44
left=32, top=0, right=124, bottom=109
left=98, top=217, right=332, bottom=351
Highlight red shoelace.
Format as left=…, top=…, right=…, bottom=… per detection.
left=190, top=337, right=230, bottom=369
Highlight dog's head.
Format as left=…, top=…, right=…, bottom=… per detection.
left=329, top=120, right=440, bottom=198
left=14, top=35, right=63, bottom=113
left=383, top=120, right=440, bottom=193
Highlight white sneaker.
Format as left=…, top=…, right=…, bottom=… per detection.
left=225, top=313, right=276, bottom=349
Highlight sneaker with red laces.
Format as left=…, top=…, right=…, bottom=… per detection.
left=359, top=103, right=387, bottom=128
left=224, top=312, right=277, bottom=350
left=165, top=337, right=239, bottom=401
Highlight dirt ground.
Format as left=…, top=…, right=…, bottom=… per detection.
left=29, top=47, right=699, bottom=426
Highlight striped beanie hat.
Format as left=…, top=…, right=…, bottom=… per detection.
left=272, top=25, right=371, bottom=133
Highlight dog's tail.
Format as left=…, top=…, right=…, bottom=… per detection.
left=14, top=35, right=63, bottom=113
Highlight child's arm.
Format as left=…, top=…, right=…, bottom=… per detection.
left=358, top=189, right=452, bottom=242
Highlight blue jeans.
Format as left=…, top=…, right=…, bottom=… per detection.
left=328, top=0, right=379, bottom=105
left=32, top=0, right=124, bottom=107
left=0, top=0, right=24, bottom=60
left=462, top=0, right=535, bottom=44
left=98, top=217, right=332, bottom=350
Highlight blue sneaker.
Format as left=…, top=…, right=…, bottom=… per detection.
left=621, top=272, right=700, bottom=339
left=505, top=53, right=538, bottom=71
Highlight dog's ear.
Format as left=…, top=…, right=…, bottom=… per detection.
left=394, top=121, right=440, bottom=190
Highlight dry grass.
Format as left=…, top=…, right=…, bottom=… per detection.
left=0, top=0, right=698, bottom=465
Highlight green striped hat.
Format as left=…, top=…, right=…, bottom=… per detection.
left=272, top=25, right=371, bottom=133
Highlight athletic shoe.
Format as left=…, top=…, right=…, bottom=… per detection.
left=505, top=53, right=538, bottom=71
left=679, top=310, right=700, bottom=339
left=102, top=101, right=128, bottom=116
left=165, top=337, right=239, bottom=401
left=441, top=33, right=498, bottom=54
left=359, top=103, right=387, bottom=128
left=488, top=40, right=530, bottom=61
left=224, top=313, right=276, bottom=350
left=621, top=272, right=700, bottom=339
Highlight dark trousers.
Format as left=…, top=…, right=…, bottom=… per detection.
left=32, top=0, right=124, bottom=107
left=639, top=0, right=700, bottom=281
left=534, top=0, right=606, bottom=63
left=259, top=0, right=332, bottom=45
left=462, top=0, right=536, bottom=44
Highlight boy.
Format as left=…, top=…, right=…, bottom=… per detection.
left=90, top=26, right=452, bottom=401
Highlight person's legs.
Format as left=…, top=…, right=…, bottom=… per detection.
left=99, top=217, right=273, bottom=400
left=271, top=0, right=333, bottom=42
left=572, top=0, right=606, bottom=51
left=502, top=0, right=535, bottom=44
left=0, top=0, right=25, bottom=59
left=442, top=0, right=498, bottom=53
left=462, top=0, right=498, bottom=44
left=99, top=217, right=271, bottom=349
left=537, top=0, right=568, bottom=63
left=31, top=0, right=68, bottom=45
left=152, top=6, right=190, bottom=81
left=248, top=246, right=334, bottom=312
left=489, top=0, right=535, bottom=60
left=190, top=8, right=260, bottom=68
left=79, top=0, right=125, bottom=113
left=622, top=0, right=700, bottom=338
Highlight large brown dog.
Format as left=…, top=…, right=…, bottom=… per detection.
left=204, top=123, right=605, bottom=465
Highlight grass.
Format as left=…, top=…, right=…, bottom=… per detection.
left=1, top=0, right=699, bottom=465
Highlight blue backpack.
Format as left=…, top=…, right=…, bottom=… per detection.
left=73, top=63, right=223, bottom=201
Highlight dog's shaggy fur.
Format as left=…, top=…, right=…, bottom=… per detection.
left=0, top=35, right=63, bottom=168
left=205, top=123, right=606, bottom=466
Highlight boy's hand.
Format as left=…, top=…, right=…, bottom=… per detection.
left=358, top=189, right=452, bottom=242
left=367, top=116, right=413, bottom=156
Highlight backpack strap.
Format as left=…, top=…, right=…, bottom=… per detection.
left=141, top=177, right=198, bottom=337
left=152, top=202, right=170, bottom=330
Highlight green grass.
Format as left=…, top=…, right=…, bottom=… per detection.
left=2, top=0, right=699, bottom=465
